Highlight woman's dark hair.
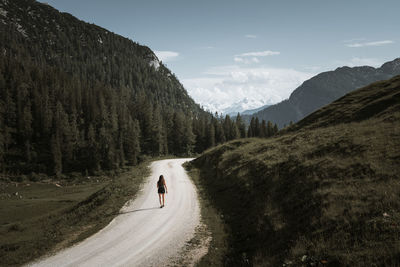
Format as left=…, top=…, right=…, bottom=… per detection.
left=158, top=175, right=165, bottom=184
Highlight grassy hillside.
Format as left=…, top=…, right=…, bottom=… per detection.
left=189, top=75, right=400, bottom=266
left=0, top=163, right=149, bottom=266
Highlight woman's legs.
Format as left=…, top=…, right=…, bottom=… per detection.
left=162, top=193, right=165, bottom=206
left=158, top=193, right=162, bottom=206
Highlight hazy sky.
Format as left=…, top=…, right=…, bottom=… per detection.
left=39, top=0, right=400, bottom=112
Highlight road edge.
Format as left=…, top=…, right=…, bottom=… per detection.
left=178, top=161, right=228, bottom=267
left=21, top=161, right=150, bottom=267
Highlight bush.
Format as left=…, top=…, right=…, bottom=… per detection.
left=29, top=172, right=41, bottom=182
left=10, top=176, right=26, bottom=182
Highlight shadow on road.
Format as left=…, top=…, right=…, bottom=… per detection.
left=118, top=207, right=160, bottom=215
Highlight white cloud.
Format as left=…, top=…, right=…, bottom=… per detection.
left=154, top=50, right=179, bottom=62
left=234, top=50, right=280, bottom=65
left=182, top=65, right=314, bottom=114
left=346, top=40, right=394, bottom=48
left=342, top=38, right=366, bottom=43
left=234, top=56, right=259, bottom=64
left=245, top=34, right=257, bottom=39
left=237, top=50, right=280, bottom=57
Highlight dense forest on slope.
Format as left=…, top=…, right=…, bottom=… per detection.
left=245, top=58, right=400, bottom=128
left=190, top=75, right=400, bottom=266
left=0, top=0, right=274, bottom=176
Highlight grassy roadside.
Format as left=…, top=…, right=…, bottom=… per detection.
left=192, top=117, right=400, bottom=266
left=0, top=162, right=150, bottom=267
left=189, top=76, right=400, bottom=266
left=179, top=162, right=228, bottom=267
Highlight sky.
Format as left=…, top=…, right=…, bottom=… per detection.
left=39, top=0, right=400, bottom=113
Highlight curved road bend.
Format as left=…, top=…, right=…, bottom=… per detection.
left=28, top=158, right=200, bottom=267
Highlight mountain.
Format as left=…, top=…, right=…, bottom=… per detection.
left=239, top=104, right=271, bottom=116
left=189, top=75, right=400, bottom=266
left=247, top=58, right=400, bottom=127
left=201, top=97, right=269, bottom=116
left=221, top=98, right=260, bottom=116
left=225, top=100, right=270, bottom=117
left=0, top=0, right=217, bottom=175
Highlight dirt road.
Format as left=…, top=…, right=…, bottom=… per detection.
left=29, top=159, right=200, bottom=267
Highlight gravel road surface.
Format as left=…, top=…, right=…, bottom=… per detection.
left=28, top=159, right=200, bottom=267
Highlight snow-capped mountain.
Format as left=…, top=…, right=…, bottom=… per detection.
left=201, top=97, right=270, bottom=116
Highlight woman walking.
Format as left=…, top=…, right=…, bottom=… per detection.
left=157, top=175, right=168, bottom=208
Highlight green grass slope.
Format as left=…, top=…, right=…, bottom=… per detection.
left=0, top=163, right=148, bottom=266
left=190, top=75, right=400, bottom=266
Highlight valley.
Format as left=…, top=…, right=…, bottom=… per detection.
left=0, top=0, right=399, bottom=266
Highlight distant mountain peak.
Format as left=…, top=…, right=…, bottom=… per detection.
left=220, top=97, right=268, bottom=116
left=379, top=57, right=400, bottom=75
left=247, top=58, right=400, bottom=127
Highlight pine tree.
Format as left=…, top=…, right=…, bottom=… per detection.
left=193, top=116, right=207, bottom=153
left=260, top=120, right=267, bottom=138
left=51, top=134, right=62, bottom=176
left=255, top=117, right=260, bottom=137
left=267, top=121, right=273, bottom=137
left=273, top=124, right=279, bottom=135
left=215, top=119, right=226, bottom=144
left=183, top=117, right=196, bottom=155
left=16, top=84, right=33, bottom=149
left=86, top=123, right=100, bottom=172
left=136, top=94, right=153, bottom=154
left=0, top=74, right=5, bottom=167
left=54, top=101, right=75, bottom=170
left=42, top=94, right=53, bottom=136
left=231, top=121, right=240, bottom=140
left=235, top=113, right=246, bottom=138
left=68, top=110, right=80, bottom=163
left=248, top=117, right=255, bottom=137
left=98, top=125, right=113, bottom=169
left=0, top=100, right=5, bottom=171
left=171, top=111, right=185, bottom=155
left=150, top=104, right=164, bottom=156
left=207, top=122, right=216, bottom=148
left=124, top=118, right=141, bottom=165
left=222, top=115, right=231, bottom=140
left=3, top=88, right=17, bottom=154
left=21, top=100, right=33, bottom=162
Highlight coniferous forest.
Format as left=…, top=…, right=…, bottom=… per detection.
left=0, top=0, right=277, bottom=176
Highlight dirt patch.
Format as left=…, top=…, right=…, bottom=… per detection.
left=171, top=222, right=212, bottom=267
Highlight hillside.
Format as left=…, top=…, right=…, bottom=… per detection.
left=247, top=58, right=400, bottom=128
left=189, top=75, right=400, bottom=266
left=0, top=0, right=222, bottom=175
